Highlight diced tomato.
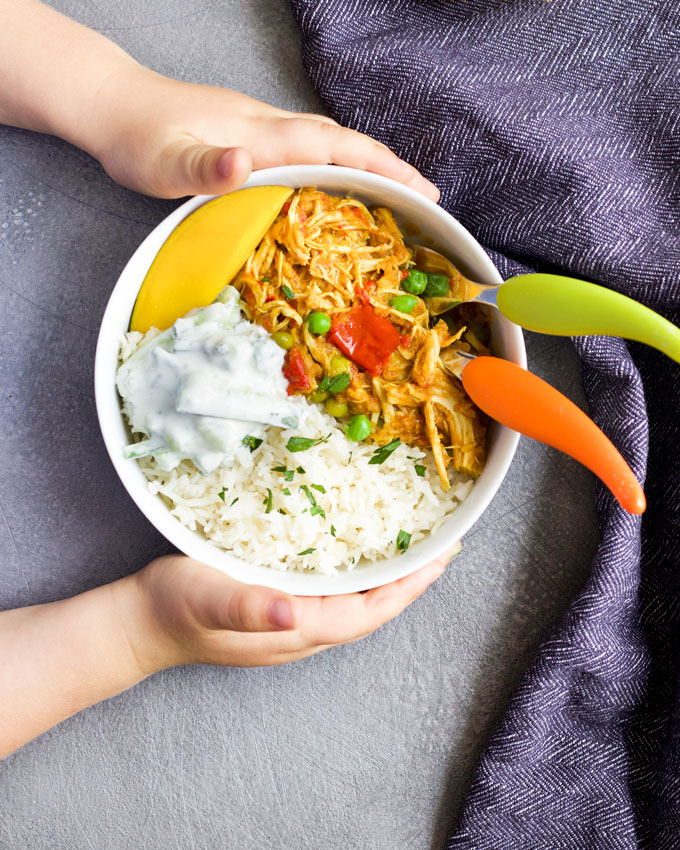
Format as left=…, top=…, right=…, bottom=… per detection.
left=281, top=201, right=291, bottom=215
left=282, top=347, right=311, bottom=395
left=328, top=302, right=400, bottom=376
left=400, top=269, right=409, bottom=279
left=400, top=334, right=411, bottom=349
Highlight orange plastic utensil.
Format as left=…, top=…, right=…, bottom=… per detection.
left=461, top=356, right=646, bottom=515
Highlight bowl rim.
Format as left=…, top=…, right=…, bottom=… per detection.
left=95, top=165, right=526, bottom=595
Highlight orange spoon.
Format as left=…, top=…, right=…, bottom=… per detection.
left=461, top=356, right=646, bottom=514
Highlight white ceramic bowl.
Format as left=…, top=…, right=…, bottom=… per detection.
left=95, top=165, right=526, bottom=595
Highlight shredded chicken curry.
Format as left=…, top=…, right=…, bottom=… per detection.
left=233, top=187, right=489, bottom=489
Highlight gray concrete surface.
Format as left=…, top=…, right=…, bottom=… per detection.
left=0, top=2, right=600, bottom=848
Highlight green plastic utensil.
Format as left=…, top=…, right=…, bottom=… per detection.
left=499, top=274, right=680, bottom=361
left=413, top=246, right=680, bottom=362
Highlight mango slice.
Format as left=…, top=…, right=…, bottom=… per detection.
left=130, top=185, right=294, bottom=333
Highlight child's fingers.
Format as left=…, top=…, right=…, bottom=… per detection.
left=287, top=111, right=340, bottom=126
left=156, top=141, right=253, bottom=198
left=254, top=544, right=457, bottom=651
left=303, top=542, right=460, bottom=647
left=220, top=585, right=302, bottom=632
left=186, top=566, right=302, bottom=633
left=306, top=121, right=441, bottom=201
left=400, top=169, right=443, bottom=202
left=181, top=548, right=456, bottom=665
left=151, top=120, right=438, bottom=201
left=253, top=117, right=440, bottom=202
left=298, top=559, right=448, bottom=647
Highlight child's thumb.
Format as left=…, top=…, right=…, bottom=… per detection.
left=162, top=142, right=252, bottom=197
left=207, top=584, right=301, bottom=633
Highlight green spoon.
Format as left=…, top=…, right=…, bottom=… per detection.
left=413, top=245, right=680, bottom=362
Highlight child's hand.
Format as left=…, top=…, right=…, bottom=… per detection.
left=89, top=66, right=439, bottom=202
left=2, top=2, right=438, bottom=201
left=0, top=2, right=448, bottom=759
left=115, top=553, right=455, bottom=674
left=0, top=551, right=454, bottom=757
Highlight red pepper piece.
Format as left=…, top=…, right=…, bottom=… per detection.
left=282, top=347, right=311, bottom=395
left=328, top=302, right=400, bottom=376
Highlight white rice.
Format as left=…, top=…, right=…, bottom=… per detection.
left=119, top=330, right=474, bottom=575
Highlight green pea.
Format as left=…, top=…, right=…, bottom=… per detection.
left=307, top=311, right=331, bottom=335
left=423, top=273, right=450, bottom=298
left=309, top=388, right=329, bottom=403
left=271, top=331, right=293, bottom=350
left=401, top=269, right=428, bottom=295
left=389, top=294, right=419, bottom=314
left=345, top=414, right=371, bottom=442
left=325, top=398, right=349, bottom=418
left=329, top=354, right=351, bottom=376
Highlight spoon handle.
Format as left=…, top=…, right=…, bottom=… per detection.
left=461, top=356, right=646, bottom=515
left=498, top=274, right=680, bottom=363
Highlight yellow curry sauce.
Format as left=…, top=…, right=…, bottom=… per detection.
left=233, top=187, right=488, bottom=489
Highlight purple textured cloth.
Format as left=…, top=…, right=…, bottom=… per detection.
left=288, top=1, right=680, bottom=846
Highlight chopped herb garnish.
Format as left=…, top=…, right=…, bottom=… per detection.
left=311, top=483, right=326, bottom=494
left=243, top=435, right=263, bottom=452
left=407, top=455, right=418, bottom=460
left=282, top=284, right=296, bottom=300
left=263, top=488, right=273, bottom=513
left=273, top=464, right=295, bottom=481
left=230, top=497, right=239, bottom=506
left=396, top=529, right=412, bottom=552
left=330, top=525, right=337, bottom=537
left=286, top=437, right=317, bottom=453
left=278, top=508, right=286, bottom=515
left=282, top=487, right=291, bottom=496
left=297, top=548, right=316, bottom=556
left=261, top=276, right=271, bottom=283
left=327, top=373, right=350, bottom=393
left=317, top=372, right=349, bottom=394
left=415, top=464, right=427, bottom=477
left=368, top=438, right=401, bottom=465
left=285, top=435, right=330, bottom=453
left=300, top=485, right=317, bottom=506
left=296, top=465, right=305, bottom=474
left=218, top=488, right=227, bottom=501
left=301, top=485, right=326, bottom=519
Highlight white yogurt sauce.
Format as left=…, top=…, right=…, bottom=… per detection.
left=117, top=288, right=299, bottom=473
